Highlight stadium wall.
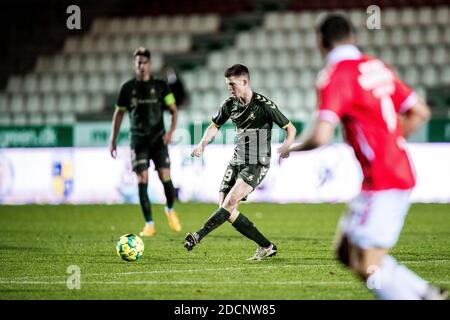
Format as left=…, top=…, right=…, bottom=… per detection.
left=1, top=143, right=449, bottom=204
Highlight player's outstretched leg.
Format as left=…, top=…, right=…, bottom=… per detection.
left=160, top=173, right=181, bottom=232
left=184, top=207, right=231, bottom=251
left=231, top=212, right=277, bottom=260
left=138, top=182, right=155, bottom=237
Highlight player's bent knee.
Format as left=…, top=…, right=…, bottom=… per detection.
left=227, top=210, right=239, bottom=223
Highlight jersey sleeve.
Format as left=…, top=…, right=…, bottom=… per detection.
left=391, top=74, right=418, bottom=114
left=263, top=99, right=290, bottom=129
left=211, top=99, right=231, bottom=127
left=116, top=84, right=129, bottom=111
left=162, top=81, right=176, bottom=107
left=316, top=67, right=349, bottom=125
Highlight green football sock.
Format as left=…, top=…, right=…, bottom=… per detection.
left=232, top=213, right=271, bottom=248
left=197, top=207, right=231, bottom=241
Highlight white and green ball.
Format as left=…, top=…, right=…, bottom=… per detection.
left=116, top=234, right=144, bottom=261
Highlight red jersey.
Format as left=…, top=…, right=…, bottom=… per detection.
left=316, top=45, right=417, bottom=191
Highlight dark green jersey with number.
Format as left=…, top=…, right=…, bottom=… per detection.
left=116, top=76, right=175, bottom=143
left=212, top=92, right=290, bottom=166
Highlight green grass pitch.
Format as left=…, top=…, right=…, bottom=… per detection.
left=0, top=203, right=449, bottom=299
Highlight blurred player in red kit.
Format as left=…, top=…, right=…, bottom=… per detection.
left=285, top=14, right=447, bottom=300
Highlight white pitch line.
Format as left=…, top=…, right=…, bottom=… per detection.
left=2, top=259, right=449, bottom=281
left=2, top=280, right=450, bottom=286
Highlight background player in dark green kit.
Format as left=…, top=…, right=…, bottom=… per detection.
left=109, top=47, right=181, bottom=237
left=185, top=64, right=297, bottom=260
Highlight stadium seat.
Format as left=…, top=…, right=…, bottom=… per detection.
left=264, top=12, right=280, bottom=30
left=389, top=28, right=407, bottom=47
left=42, top=93, right=57, bottom=113
left=83, top=55, right=99, bottom=73
left=45, top=113, right=61, bottom=125
left=90, top=94, right=105, bottom=111
left=270, top=31, right=287, bottom=50
left=0, top=113, right=12, bottom=125
left=349, top=9, right=365, bottom=28
left=95, top=36, right=110, bottom=53
left=441, top=65, right=450, bottom=85
left=399, top=7, right=417, bottom=27
left=61, top=113, right=76, bottom=124
left=54, top=74, right=71, bottom=93
left=286, top=30, right=302, bottom=50
left=99, top=54, right=114, bottom=73
left=408, top=26, right=423, bottom=46
left=74, top=93, right=89, bottom=113
left=67, top=55, right=83, bottom=72
left=115, top=54, right=130, bottom=73
left=395, top=47, right=414, bottom=67
left=59, top=94, right=74, bottom=113
left=122, top=17, right=140, bottom=35
left=25, top=94, right=41, bottom=113
left=431, top=45, right=450, bottom=66
left=72, top=73, right=87, bottom=93
left=0, top=93, right=8, bottom=113
left=298, top=11, right=315, bottom=30
left=39, top=74, right=54, bottom=93
left=280, top=69, right=299, bottom=89
left=417, top=7, right=434, bottom=26
left=28, top=113, right=44, bottom=125
left=383, top=8, right=399, bottom=27
left=264, top=71, right=281, bottom=89
left=235, top=32, right=253, bottom=50
left=63, top=37, right=79, bottom=54
left=402, top=66, right=420, bottom=87
left=104, top=73, right=119, bottom=93
left=254, top=31, right=270, bottom=50
left=414, top=46, right=432, bottom=66
left=250, top=68, right=265, bottom=89
left=421, top=66, right=439, bottom=87
left=6, top=75, right=22, bottom=93
left=436, top=6, right=450, bottom=25
left=23, top=74, right=39, bottom=93
left=9, top=95, right=25, bottom=113
left=424, top=25, right=441, bottom=45
left=12, top=113, right=27, bottom=125
left=86, top=74, right=103, bottom=93
left=304, top=89, right=316, bottom=113
left=90, top=18, right=107, bottom=35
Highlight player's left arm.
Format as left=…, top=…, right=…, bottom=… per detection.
left=162, top=82, right=178, bottom=144
left=278, top=122, right=297, bottom=158
left=399, top=97, right=431, bottom=138
left=164, top=102, right=178, bottom=145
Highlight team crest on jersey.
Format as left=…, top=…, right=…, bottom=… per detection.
left=249, top=112, right=255, bottom=120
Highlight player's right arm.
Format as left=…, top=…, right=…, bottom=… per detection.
left=109, top=107, right=125, bottom=158
left=399, top=98, right=431, bottom=138
left=191, top=98, right=231, bottom=157
left=191, top=122, right=220, bottom=157
left=109, top=84, right=129, bottom=159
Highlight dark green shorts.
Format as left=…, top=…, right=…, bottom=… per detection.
left=219, top=163, right=270, bottom=194
left=130, top=136, right=170, bottom=173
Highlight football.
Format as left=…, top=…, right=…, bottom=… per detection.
left=115, top=234, right=144, bottom=261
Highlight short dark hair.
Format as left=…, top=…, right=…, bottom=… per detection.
left=224, top=64, right=250, bottom=79
left=317, top=14, right=354, bottom=50
left=133, top=47, right=151, bottom=60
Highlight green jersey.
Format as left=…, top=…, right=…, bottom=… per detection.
left=212, top=92, right=290, bottom=166
left=116, top=76, right=175, bottom=143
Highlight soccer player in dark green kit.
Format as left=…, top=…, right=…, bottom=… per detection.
left=185, top=64, right=297, bottom=260
left=109, top=47, right=181, bottom=237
